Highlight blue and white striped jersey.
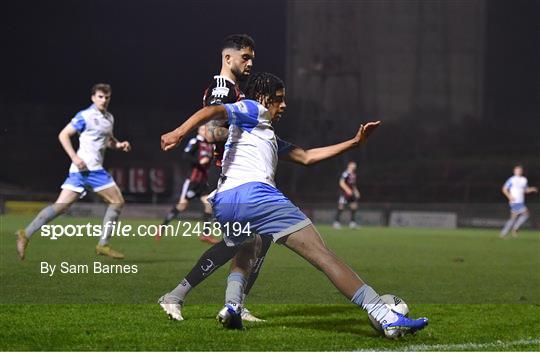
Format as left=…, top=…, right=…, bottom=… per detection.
left=217, top=100, right=294, bottom=192
left=68, top=104, right=114, bottom=172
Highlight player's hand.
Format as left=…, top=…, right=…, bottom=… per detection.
left=116, top=141, right=131, bottom=152
left=199, top=156, right=210, bottom=165
left=354, top=190, right=361, bottom=198
left=355, top=121, right=381, bottom=144
left=161, top=130, right=183, bottom=151
left=530, top=187, right=539, bottom=193
left=72, top=156, right=88, bottom=171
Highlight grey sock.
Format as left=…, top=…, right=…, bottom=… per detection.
left=98, top=205, right=122, bottom=246
left=351, top=284, right=398, bottom=325
left=225, top=272, right=246, bottom=305
left=166, top=278, right=192, bottom=303
left=25, top=205, right=59, bottom=238
left=512, top=214, right=529, bottom=231
left=500, top=218, right=516, bottom=236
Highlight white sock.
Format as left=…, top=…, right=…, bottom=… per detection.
left=351, top=284, right=398, bottom=326
left=167, top=278, right=191, bottom=303
left=25, top=205, right=59, bottom=238
left=98, top=205, right=122, bottom=246
left=501, top=218, right=516, bottom=236
left=512, top=214, right=529, bottom=231
left=225, top=272, right=246, bottom=305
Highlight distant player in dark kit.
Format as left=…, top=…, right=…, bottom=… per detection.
left=334, top=161, right=361, bottom=229
left=159, top=125, right=215, bottom=243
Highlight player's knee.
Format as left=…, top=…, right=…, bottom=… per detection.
left=113, top=196, right=125, bottom=209
left=53, top=202, right=71, bottom=214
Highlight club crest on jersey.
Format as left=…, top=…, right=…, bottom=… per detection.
left=212, top=86, right=229, bottom=98
left=236, top=101, right=248, bottom=113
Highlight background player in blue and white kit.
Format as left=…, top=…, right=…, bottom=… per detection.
left=16, top=84, right=131, bottom=260
left=161, top=72, right=428, bottom=338
left=500, top=165, right=538, bottom=238
left=334, top=161, right=361, bottom=229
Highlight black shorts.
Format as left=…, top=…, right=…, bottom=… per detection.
left=338, top=194, right=358, bottom=206
left=180, top=179, right=209, bottom=200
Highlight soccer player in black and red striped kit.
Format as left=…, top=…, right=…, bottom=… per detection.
left=334, top=161, right=361, bottom=229
left=160, top=125, right=213, bottom=229
left=159, top=34, right=268, bottom=322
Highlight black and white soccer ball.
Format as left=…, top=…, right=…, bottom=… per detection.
left=368, top=294, right=410, bottom=333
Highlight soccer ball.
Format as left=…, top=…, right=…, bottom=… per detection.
left=368, top=294, right=409, bottom=333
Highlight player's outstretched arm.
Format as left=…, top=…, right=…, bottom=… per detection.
left=107, top=136, right=131, bottom=152
left=161, top=105, right=227, bottom=151
left=58, top=123, right=87, bottom=170
left=283, top=121, right=381, bottom=166
left=205, top=120, right=229, bottom=143
left=526, top=186, right=539, bottom=193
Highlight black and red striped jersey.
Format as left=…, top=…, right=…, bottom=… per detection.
left=340, top=170, right=357, bottom=188
left=202, top=75, right=244, bottom=107
left=202, top=75, right=244, bottom=167
left=183, top=135, right=213, bottom=184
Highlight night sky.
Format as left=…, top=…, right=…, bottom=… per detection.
left=2, top=0, right=539, bottom=202
left=4, top=0, right=286, bottom=110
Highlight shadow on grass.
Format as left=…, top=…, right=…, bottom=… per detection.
left=261, top=304, right=353, bottom=318
left=245, top=305, right=379, bottom=337
left=254, top=316, right=378, bottom=337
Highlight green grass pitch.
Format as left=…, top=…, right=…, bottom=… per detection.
left=1, top=214, right=539, bottom=351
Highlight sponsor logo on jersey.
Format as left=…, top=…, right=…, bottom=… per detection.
left=212, top=86, right=230, bottom=98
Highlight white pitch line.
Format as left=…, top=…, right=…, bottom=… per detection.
left=358, top=338, right=540, bottom=351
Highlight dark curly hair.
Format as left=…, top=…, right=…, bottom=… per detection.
left=222, top=34, right=255, bottom=51
left=244, top=72, right=284, bottom=102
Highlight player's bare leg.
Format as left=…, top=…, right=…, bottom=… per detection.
left=16, top=188, right=79, bottom=260
left=227, top=234, right=266, bottom=322
left=281, top=225, right=363, bottom=297
left=217, top=235, right=260, bottom=329
left=279, top=224, right=428, bottom=338
left=95, top=185, right=125, bottom=259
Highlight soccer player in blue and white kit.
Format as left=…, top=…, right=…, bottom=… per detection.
left=16, top=83, right=131, bottom=260
left=500, top=165, right=538, bottom=238
left=161, top=73, right=428, bottom=339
